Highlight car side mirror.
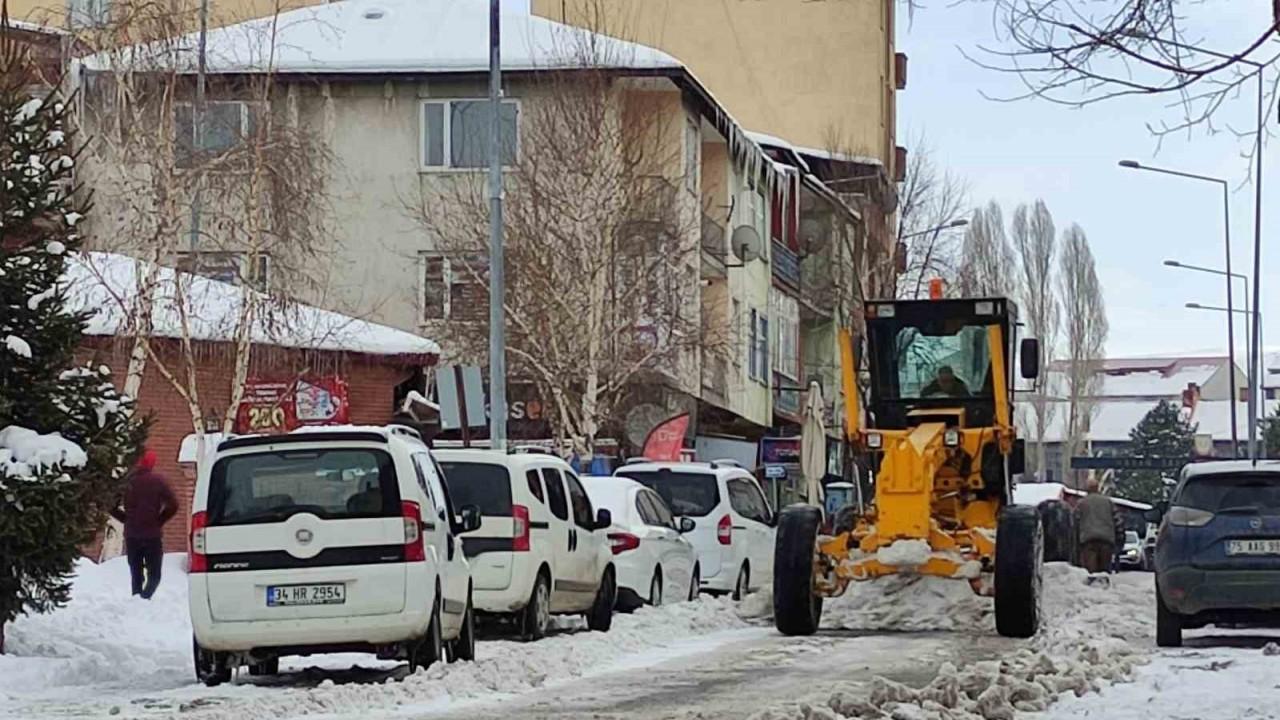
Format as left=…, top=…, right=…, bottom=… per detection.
left=1020, top=338, right=1040, bottom=380
left=458, top=505, right=482, bottom=533
left=678, top=517, right=696, bottom=533
left=594, top=508, right=612, bottom=530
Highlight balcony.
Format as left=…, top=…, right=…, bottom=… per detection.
left=771, top=240, right=800, bottom=290
left=701, top=352, right=730, bottom=406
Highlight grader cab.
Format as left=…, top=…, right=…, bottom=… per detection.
left=773, top=297, right=1043, bottom=638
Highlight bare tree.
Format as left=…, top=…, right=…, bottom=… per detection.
left=406, top=48, right=728, bottom=456
left=956, top=200, right=1016, bottom=297
left=971, top=1, right=1280, bottom=143
left=1011, top=200, right=1059, bottom=478
left=895, top=135, right=969, bottom=299
left=1058, top=223, right=1108, bottom=486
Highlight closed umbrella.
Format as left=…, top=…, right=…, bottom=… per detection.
left=800, top=380, right=827, bottom=506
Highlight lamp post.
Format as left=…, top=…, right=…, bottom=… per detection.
left=1122, top=160, right=1243, bottom=455
left=1186, top=302, right=1265, bottom=454
left=899, top=218, right=969, bottom=240
left=1166, top=259, right=1250, bottom=455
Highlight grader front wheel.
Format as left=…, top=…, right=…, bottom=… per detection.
left=995, top=505, right=1044, bottom=638
left=773, top=505, right=824, bottom=636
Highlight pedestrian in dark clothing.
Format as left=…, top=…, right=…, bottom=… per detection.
left=1075, top=477, right=1116, bottom=575
left=110, top=449, right=178, bottom=599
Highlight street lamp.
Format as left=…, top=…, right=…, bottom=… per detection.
left=1166, top=259, right=1251, bottom=455
left=1122, top=160, right=1248, bottom=456
left=899, top=218, right=968, bottom=241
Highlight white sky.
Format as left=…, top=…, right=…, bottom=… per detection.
left=896, top=1, right=1278, bottom=359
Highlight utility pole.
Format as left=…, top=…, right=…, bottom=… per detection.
left=487, top=0, right=508, bottom=451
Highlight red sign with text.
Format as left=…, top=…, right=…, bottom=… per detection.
left=642, top=413, right=690, bottom=462
left=234, top=376, right=350, bottom=434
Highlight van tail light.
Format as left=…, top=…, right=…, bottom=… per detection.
left=189, top=511, right=209, bottom=573
left=608, top=532, right=640, bottom=555
left=717, top=514, right=732, bottom=545
left=402, top=501, right=426, bottom=562
left=512, top=504, right=531, bottom=552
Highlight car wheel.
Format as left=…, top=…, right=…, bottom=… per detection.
left=1156, top=582, right=1183, bottom=648
left=649, top=568, right=663, bottom=607
left=409, top=597, right=443, bottom=673
left=587, top=568, right=616, bottom=632
left=193, top=636, right=231, bottom=687
left=732, top=564, right=750, bottom=602
left=688, top=565, right=701, bottom=602
left=521, top=572, right=551, bottom=642
left=773, top=505, right=824, bottom=636
left=994, top=505, right=1043, bottom=639
left=449, top=591, right=476, bottom=662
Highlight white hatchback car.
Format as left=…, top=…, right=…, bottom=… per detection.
left=614, top=461, right=775, bottom=599
left=189, top=426, right=480, bottom=686
left=433, top=449, right=617, bottom=639
left=582, top=475, right=699, bottom=610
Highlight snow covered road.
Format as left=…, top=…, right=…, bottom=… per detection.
left=7, top=555, right=1275, bottom=720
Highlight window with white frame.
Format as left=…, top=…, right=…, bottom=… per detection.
left=770, top=289, right=800, bottom=380
left=748, top=307, right=769, bottom=384
left=173, top=102, right=257, bottom=167
left=421, top=100, right=519, bottom=170
left=420, top=253, right=487, bottom=322
left=174, top=251, right=269, bottom=290
left=684, top=116, right=700, bottom=195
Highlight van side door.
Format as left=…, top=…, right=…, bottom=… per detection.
left=563, top=470, right=603, bottom=607
left=539, top=467, right=576, bottom=608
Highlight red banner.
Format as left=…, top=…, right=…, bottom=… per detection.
left=642, top=413, right=689, bottom=461
left=235, top=376, right=350, bottom=434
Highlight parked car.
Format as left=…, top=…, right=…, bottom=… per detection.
left=1118, top=530, right=1143, bottom=570
left=433, top=448, right=617, bottom=640
left=1155, top=460, right=1280, bottom=647
left=189, top=425, right=481, bottom=686
left=1141, top=528, right=1158, bottom=571
left=614, top=460, right=775, bottom=600
left=581, top=475, right=699, bottom=610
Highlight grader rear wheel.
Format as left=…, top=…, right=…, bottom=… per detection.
left=774, top=505, right=824, bottom=636
left=995, top=505, right=1043, bottom=638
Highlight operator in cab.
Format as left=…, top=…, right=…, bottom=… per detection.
left=920, top=365, right=971, bottom=398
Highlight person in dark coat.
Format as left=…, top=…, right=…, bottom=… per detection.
left=110, top=449, right=178, bottom=599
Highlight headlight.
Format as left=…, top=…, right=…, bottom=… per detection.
left=865, top=432, right=883, bottom=449
left=1167, top=506, right=1215, bottom=527
left=943, top=428, right=960, bottom=447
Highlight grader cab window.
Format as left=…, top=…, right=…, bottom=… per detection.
left=894, top=325, right=993, bottom=400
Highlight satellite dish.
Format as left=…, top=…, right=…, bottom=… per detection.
left=730, top=225, right=763, bottom=263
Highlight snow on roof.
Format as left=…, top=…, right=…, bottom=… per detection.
left=1093, top=363, right=1221, bottom=398
left=6, top=19, right=66, bottom=35
left=79, top=0, right=680, bottom=75
left=1027, top=400, right=1166, bottom=443
left=744, top=130, right=885, bottom=170
left=1189, top=399, right=1280, bottom=440
left=1013, top=482, right=1075, bottom=506
left=65, top=252, right=439, bottom=358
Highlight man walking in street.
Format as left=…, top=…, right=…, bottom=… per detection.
left=1075, top=476, right=1116, bottom=579
left=111, top=449, right=178, bottom=599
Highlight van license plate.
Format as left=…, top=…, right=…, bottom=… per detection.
left=1227, top=540, right=1280, bottom=556
left=267, top=583, right=346, bottom=606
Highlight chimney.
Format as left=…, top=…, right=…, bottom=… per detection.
left=1181, top=382, right=1200, bottom=411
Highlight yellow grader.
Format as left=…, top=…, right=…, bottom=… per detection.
left=773, top=296, right=1043, bottom=638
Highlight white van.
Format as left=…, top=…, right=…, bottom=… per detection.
left=615, top=460, right=775, bottom=599
left=433, top=448, right=616, bottom=639
left=188, top=426, right=480, bottom=686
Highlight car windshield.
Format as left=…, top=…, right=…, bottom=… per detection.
left=1176, top=473, right=1280, bottom=512
left=616, top=470, right=720, bottom=517
left=208, top=448, right=399, bottom=526
left=1125, top=531, right=1139, bottom=545
left=438, top=462, right=514, bottom=516
left=892, top=324, right=992, bottom=400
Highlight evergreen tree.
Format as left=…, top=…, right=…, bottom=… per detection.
left=0, top=22, right=146, bottom=651
left=1264, top=405, right=1280, bottom=460
left=1114, top=400, right=1195, bottom=505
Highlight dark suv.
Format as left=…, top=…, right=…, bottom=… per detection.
left=1155, top=461, right=1280, bottom=647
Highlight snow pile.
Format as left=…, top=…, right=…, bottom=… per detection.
left=0, top=425, right=87, bottom=480
left=4, top=335, right=31, bottom=358
left=877, top=540, right=933, bottom=568
left=747, top=565, right=1154, bottom=720
left=0, top=554, right=193, bottom=702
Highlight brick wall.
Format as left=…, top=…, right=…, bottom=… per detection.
left=82, top=338, right=425, bottom=553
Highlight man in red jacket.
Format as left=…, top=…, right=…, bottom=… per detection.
left=111, top=449, right=178, bottom=599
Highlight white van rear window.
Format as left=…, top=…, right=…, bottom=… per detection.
left=208, top=449, right=400, bottom=526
